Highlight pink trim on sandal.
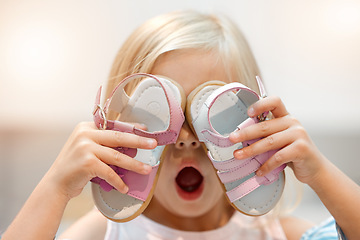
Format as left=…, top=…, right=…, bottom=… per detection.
left=188, top=76, right=286, bottom=216
left=91, top=73, right=185, bottom=222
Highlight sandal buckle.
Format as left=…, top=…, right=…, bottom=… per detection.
left=257, top=112, right=267, bottom=122
left=93, top=104, right=107, bottom=130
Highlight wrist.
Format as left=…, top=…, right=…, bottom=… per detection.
left=305, top=158, right=335, bottom=194
left=40, top=170, right=73, bottom=203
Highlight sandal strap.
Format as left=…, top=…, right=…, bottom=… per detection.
left=217, top=158, right=260, bottom=183
left=92, top=73, right=184, bottom=200
left=107, top=119, right=179, bottom=145
left=205, top=119, right=285, bottom=202
left=193, top=82, right=259, bottom=146
left=93, top=73, right=184, bottom=145
left=200, top=118, right=258, bottom=147
left=215, top=149, right=277, bottom=184
left=226, top=164, right=285, bottom=203
left=206, top=135, right=258, bottom=172
left=90, top=119, right=160, bottom=201
left=256, top=76, right=267, bottom=99
left=91, top=164, right=159, bottom=202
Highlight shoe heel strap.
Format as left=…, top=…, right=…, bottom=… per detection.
left=193, top=82, right=259, bottom=146
left=108, top=73, right=184, bottom=137
left=194, top=77, right=269, bottom=146
left=93, top=73, right=185, bottom=145
left=199, top=117, right=257, bottom=147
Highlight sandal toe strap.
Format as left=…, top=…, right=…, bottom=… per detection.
left=91, top=73, right=185, bottom=201
left=209, top=149, right=286, bottom=203
left=91, top=164, right=159, bottom=202
left=226, top=164, right=285, bottom=203
left=91, top=120, right=160, bottom=201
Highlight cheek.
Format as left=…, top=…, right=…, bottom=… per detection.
left=200, top=154, right=222, bottom=189
left=154, top=156, right=177, bottom=195
left=203, top=164, right=224, bottom=199
left=198, top=155, right=226, bottom=203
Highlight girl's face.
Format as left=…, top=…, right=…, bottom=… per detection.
left=144, top=49, right=234, bottom=230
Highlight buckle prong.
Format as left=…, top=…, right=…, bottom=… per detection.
left=257, top=112, right=267, bottom=122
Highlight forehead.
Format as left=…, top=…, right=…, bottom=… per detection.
left=151, top=50, right=231, bottom=96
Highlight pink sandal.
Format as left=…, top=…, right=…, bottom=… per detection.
left=186, top=77, right=286, bottom=216
left=92, top=73, right=185, bottom=222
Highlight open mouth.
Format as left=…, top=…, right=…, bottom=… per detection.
left=175, top=167, right=204, bottom=193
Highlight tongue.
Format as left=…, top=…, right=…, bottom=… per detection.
left=176, top=167, right=203, bottom=192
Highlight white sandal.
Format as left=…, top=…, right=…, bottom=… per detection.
left=92, top=73, right=185, bottom=222
left=186, top=77, right=286, bottom=216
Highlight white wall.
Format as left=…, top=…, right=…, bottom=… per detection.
left=1, top=0, right=360, bottom=131
left=1, top=0, right=360, bottom=233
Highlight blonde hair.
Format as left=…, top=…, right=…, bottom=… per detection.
left=105, top=10, right=261, bottom=99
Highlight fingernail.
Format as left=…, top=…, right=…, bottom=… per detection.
left=248, top=107, right=255, bottom=117
left=230, top=131, right=239, bottom=140
left=142, top=164, right=152, bottom=174
left=139, top=123, right=147, bottom=129
left=147, top=139, right=157, bottom=148
left=122, top=185, right=129, bottom=194
left=235, top=150, right=243, bottom=159
left=256, top=170, right=263, bottom=176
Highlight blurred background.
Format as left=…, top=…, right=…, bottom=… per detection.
left=1, top=0, right=360, bottom=234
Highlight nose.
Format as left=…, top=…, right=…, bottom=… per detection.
left=175, top=122, right=201, bottom=149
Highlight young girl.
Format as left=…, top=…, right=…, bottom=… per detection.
left=3, top=10, right=360, bottom=240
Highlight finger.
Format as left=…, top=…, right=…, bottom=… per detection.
left=94, top=130, right=157, bottom=149
left=94, top=161, right=129, bottom=193
left=229, top=116, right=291, bottom=144
left=94, top=144, right=152, bottom=175
left=87, top=120, right=148, bottom=131
left=248, top=96, right=289, bottom=119
left=233, top=129, right=294, bottom=160
left=129, top=122, right=148, bottom=131
left=255, top=142, right=299, bottom=177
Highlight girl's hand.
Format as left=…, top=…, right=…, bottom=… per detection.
left=46, top=122, right=157, bottom=200
left=229, top=96, right=327, bottom=185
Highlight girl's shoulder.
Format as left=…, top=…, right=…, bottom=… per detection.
left=280, top=216, right=346, bottom=240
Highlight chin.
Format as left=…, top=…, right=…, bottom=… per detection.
left=171, top=199, right=215, bottom=218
